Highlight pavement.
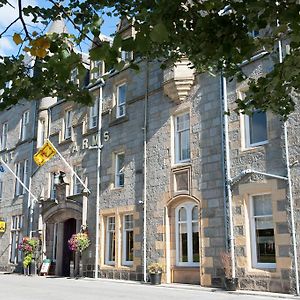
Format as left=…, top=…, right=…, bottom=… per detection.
left=0, top=273, right=299, bottom=300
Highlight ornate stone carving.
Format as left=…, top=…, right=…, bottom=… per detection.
left=163, top=59, right=195, bottom=103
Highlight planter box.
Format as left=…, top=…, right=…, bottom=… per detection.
left=149, top=273, right=162, bottom=285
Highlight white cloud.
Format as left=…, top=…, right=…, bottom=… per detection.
left=0, top=0, right=38, bottom=56
left=0, top=0, right=37, bottom=30
left=0, top=37, right=14, bottom=56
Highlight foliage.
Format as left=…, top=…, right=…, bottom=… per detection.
left=1, top=1, right=300, bottom=118
left=147, top=262, right=163, bottom=274
left=220, top=251, right=233, bottom=279
left=18, top=237, right=38, bottom=268
left=68, top=232, right=90, bottom=253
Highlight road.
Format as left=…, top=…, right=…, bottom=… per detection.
left=0, top=275, right=296, bottom=300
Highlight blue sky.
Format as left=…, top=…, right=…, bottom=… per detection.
left=0, top=0, right=119, bottom=56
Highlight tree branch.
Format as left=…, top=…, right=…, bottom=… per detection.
left=18, top=0, right=31, bottom=40
left=0, top=17, right=20, bottom=38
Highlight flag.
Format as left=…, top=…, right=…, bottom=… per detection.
left=34, top=140, right=57, bottom=166
left=0, top=162, right=8, bottom=179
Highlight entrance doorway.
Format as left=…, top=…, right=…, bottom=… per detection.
left=62, top=218, right=77, bottom=276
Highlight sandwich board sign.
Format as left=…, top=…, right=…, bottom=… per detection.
left=40, top=259, right=51, bottom=275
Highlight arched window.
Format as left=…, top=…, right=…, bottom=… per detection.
left=175, top=203, right=199, bottom=266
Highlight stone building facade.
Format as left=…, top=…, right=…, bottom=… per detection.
left=0, top=20, right=299, bottom=294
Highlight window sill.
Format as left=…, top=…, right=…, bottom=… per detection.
left=173, top=265, right=200, bottom=269
left=59, top=137, right=73, bottom=145
left=102, top=263, right=116, bottom=268
left=242, top=141, right=268, bottom=152
left=111, top=186, right=124, bottom=191
left=246, top=266, right=277, bottom=275
left=120, top=264, right=134, bottom=269
left=172, top=162, right=191, bottom=169
left=109, top=115, right=129, bottom=127
left=82, top=127, right=98, bottom=137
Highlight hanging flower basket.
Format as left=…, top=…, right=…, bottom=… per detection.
left=68, top=233, right=90, bottom=253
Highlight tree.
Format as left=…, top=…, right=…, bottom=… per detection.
left=0, top=0, right=299, bottom=119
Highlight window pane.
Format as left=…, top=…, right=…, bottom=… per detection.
left=192, top=206, right=198, bottom=221
left=118, top=85, right=126, bottom=105
left=255, top=226, right=276, bottom=264
left=179, top=207, right=187, bottom=221
left=177, top=114, right=189, bottom=131
left=175, top=171, right=188, bottom=192
left=253, top=194, right=272, bottom=216
left=124, top=215, right=133, bottom=229
left=108, top=217, right=115, bottom=230
left=109, top=231, right=115, bottom=261
left=249, top=111, right=267, bottom=144
left=192, top=231, right=199, bottom=262
left=126, top=230, right=134, bottom=261
left=179, top=231, right=188, bottom=262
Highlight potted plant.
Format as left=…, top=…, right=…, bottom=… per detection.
left=220, top=251, right=238, bottom=291
left=148, top=262, right=163, bottom=285
left=18, top=237, right=38, bottom=275
left=68, top=232, right=90, bottom=277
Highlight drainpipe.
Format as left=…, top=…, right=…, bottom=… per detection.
left=143, top=60, right=149, bottom=282
left=278, top=38, right=300, bottom=295
left=221, top=75, right=236, bottom=278
left=220, top=76, right=228, bottom=250
left=94, top=83, right=103, bottom=279
left=28, top=99, right=39, bottom=238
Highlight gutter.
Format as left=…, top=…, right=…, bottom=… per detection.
left=94, top=80, right=104, bottom=279
left=143, top=60, right=149, bottom=282
left=221, top=75, right=236, bottom=278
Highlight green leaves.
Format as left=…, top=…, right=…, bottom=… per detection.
left=150, top=22, right=169, bottom=43
left=0, top=0, right=300, bottom=118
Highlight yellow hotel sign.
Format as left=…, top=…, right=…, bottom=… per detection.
left=0, top=221, right=6, bottom=233
left=34, top=141, right=57, bottom=167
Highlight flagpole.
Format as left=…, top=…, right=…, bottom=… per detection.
left=45, top=139, right=91, bottom=194
left=0, top=158, right=38, bottom=202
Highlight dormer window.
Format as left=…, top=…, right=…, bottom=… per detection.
left=91, top=60, right=104, bottom=80
left=70, top=68, right=79, bottom=85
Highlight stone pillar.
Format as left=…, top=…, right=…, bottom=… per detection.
left=55, top=222, right=64, bottom=276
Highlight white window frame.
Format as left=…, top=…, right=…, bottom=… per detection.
left=20, top=111, right=29, bottom=141
left=64, top=110, right=72, bottom=140
left=249, top=194, right=276, bottom=269
left=175, top=202, right=199, bottom=267
left=244, top=110, right=268, bottom=148
left=174, top=112, right=190, bottom=164
left=116, top=83, right=127, bottom=118
left=122, top=214, right=134, bottom=266
left=72, top=166, right=82, bottom=195
left=121, top=50, right=132, bottom=62
left=1, top=122, right=8, bottom=150
left=9, top=215, right=23, bottom=264
left=23, top=160, right=28, bottom=193
left=49, top=173, right=57, bottom=200
left=15, top=162, right=22, bottom=196
left=89, top=99, right=98, bottom=129
left=91, top=60, right=103, bottom=80
left=105, top=216, right=116, bottom=265
left=115, top=152, right=125, bottom=188
left=70, top=68, right=79, bottom=85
